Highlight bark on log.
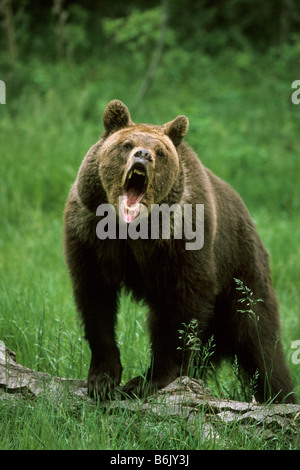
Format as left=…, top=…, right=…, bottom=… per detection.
left=1, top=340, right=299, bottom=444
left=0, top=340, right=89, bottom=403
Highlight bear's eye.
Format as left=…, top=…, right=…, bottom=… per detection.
left=123, top=141, right=133, bottom=150
left=157, top=149, right=165, bottom=158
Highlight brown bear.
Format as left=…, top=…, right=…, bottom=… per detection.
left=64, top=99, right=296, bottom=403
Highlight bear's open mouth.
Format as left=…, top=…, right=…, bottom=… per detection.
left=121, top=163, right=148, bottom=223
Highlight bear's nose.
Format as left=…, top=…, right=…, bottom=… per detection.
left=133, top=149, right=153, bottom=163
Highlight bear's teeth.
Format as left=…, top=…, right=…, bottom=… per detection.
left=133, top=169, right=145, bottom=176
left=127, top=168, right=145, bottom=180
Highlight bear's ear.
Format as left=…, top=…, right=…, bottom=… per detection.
left=163, top=115, right=189, bottom=146
left=103, top=100, right=134, bottom=135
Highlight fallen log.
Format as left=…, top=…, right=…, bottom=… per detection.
left=0, top=340, right=299, bottom=444
left=0, top=340, right=88, bottom=403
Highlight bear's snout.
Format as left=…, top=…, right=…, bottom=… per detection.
left=133, top=148, right=153, bottom=164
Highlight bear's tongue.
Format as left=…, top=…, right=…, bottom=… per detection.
left=121, top=189, right=142, bottom=224
left=126, top=187, right=140, bottom=207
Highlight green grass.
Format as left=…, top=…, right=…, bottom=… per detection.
left=0, top=49, right=299, bottom=449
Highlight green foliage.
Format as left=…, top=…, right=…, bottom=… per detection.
left=234, top=279, right=271, bottom=400
left=103, top=8, right=166, bottom=51
left=178, top=319, right=215, bottom=380
left=61, top=4, right=90, bottom=60
left=169, top=0, right=300, bottom=52
left=235, top=278, right=263, bottom=319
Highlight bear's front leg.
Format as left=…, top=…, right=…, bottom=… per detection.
left=122, top=357, right=182, bottom=397
left=123, top=303, right=213, bottom=397
left=123, top=318, right=207, bottom=397
left=79, top=279, right=123, bottom=399
left=87, top=343, right=122, bottom=399
left=64, top=237, right=123, bottom=399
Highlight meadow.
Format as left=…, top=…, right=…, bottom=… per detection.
left=0, top=44, right=300, bottom=449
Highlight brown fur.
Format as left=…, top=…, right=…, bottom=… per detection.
left=64, top=100, right=296, bottom=403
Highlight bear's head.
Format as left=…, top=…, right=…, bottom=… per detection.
left=98, top=100, right=189, bottom=223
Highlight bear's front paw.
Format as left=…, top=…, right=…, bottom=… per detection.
left=122, top=373, right=176, bottom=398
left=88, top=362, right=122, bottom=400
left=122, top=375, right=147, bottom=397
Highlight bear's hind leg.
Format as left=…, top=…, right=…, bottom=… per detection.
left=232, top=306, right=296, bottom=403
